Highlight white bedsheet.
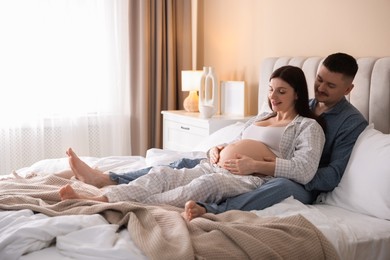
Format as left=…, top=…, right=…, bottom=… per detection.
left=0, top=209, right=147, bottom=260
left=252, top=197, right=390, bottom=260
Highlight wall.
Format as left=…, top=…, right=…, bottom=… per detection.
left=199, top=0, right=390, bottom=114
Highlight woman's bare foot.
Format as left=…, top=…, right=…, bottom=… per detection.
left=181, top=200, right=207, bottom=221
left=55, top=170, right=74, bottom=179
left=66, top=148, right=115, bottom=188
left=59, top=184, right=82, bottom=200
left=59, top=184, right=109, bottom=202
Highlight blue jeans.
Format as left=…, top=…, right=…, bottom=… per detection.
left=199, top=177, right=317, bottom=213
left=109, top=158, right=205, bottom=184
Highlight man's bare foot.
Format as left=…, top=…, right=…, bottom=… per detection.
left=59, top=184, right=82, bottom=200
left=181, top=200, right=207, bottom=221
left=66, top=148, right=115, bottom=188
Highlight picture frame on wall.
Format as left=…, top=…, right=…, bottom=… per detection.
left=220, top=81, right=246, bottom=116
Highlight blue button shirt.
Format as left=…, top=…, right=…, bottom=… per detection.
left=305, top=97, right=368, bottom=192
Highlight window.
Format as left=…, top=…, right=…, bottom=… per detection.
left=0, top=0, right=131, bottom=174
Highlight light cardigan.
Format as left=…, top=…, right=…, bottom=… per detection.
left=228, top=112, right=325, bottom=185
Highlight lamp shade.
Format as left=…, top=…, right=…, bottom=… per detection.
left=181, top=70, right=203, bottom=91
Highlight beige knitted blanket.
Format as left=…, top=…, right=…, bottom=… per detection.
left=0, top=175, right=339, bottom=260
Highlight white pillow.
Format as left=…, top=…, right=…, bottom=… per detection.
left=320, top=124, right=390, bottom=220
left=193, top=122, right=245, bottom=152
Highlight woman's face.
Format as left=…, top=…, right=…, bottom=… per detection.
left=268, top=78, right=297, bottom=113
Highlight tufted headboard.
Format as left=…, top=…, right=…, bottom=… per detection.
left=258, top=57, right=390, bottom=134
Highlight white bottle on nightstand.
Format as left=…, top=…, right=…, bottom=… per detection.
left=199, top=66, right=218, bottom=118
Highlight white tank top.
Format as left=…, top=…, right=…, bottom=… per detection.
left=241, top=124, right=285, bottom=155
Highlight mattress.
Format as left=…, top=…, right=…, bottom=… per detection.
left=1, top=150, right=388, bottom=260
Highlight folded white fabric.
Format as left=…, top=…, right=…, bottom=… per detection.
left=0, top=209, right=107, bottom=259
left=57, top=224, right=147, bottom=260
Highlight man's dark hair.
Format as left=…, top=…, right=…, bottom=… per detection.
left=322, top=53, right=358, bottom=80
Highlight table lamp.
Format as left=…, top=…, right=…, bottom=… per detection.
left=181, top=70, right=203, bottom=112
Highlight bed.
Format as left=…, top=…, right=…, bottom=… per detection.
left=1, top=56, right=389, bottom=260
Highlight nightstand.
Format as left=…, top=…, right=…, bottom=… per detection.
left=161, top=110, right=251, bottom=152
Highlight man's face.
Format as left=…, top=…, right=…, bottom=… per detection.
left=314, top=65, right=354, bottom=107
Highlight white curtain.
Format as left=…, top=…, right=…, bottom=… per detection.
left=0, top=0, right=131, bottom=174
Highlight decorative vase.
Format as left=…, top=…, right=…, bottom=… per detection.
left=199, top=66, right=218, bottom=118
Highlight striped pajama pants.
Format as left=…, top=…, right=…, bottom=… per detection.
left=104, top=161, right=266, bottom=207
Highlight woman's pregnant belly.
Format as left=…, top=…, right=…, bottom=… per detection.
left=217, top=139, right=276, bottom=167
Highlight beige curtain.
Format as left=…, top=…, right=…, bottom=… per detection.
left=128, top=0, right=193, bottom=156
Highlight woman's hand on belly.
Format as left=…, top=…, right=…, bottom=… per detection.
left=209, top=145, right=224, bottom=164
left=222, top=154, right=256, bottom=175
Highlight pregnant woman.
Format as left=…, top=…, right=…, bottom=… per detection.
left=59, top=65, right=325, bottom=216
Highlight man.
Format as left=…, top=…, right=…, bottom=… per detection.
left=184, top=52, right=368, bottom=219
